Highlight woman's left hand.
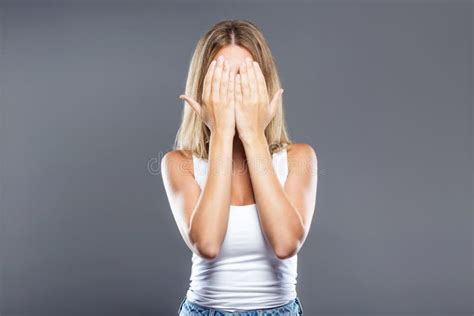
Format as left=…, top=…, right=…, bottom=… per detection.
left=235, top=57, right=284, bottom=144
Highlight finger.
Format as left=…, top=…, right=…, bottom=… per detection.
left=245, top=57, right=258, bottom=100
left=235, top=74, right=242, bottom=107
left=228, top=70, right=235, bottom=107
left=179, top=94, right=201, bottom=116
left=253, top=60, right=267, bottom=101
left=239, top=60, right=250, bottom=100
left=220, top=59, right=230, bottom=102
left=212, top=55, right=225, bottom=100
left=203, top=59, right=217, bottom=102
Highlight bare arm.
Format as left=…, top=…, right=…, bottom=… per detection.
left=242, top=139, right=318, bottom=259
left=161, top=133, right=233, bottom=259
left=188, top=133, right=234, bottom=258
left=161, top=55, right=236, bottom=259
left=235, top=57, right=318, bottom=259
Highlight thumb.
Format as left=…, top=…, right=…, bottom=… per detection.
left=179, top=94, right=201, bottom=116
left=269, top=89, right=284, bottom=117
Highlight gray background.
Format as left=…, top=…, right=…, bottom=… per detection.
left=0, top=1, right=472, bottom=315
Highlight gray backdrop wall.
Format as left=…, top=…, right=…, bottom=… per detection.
left=0, top=1, right=472, bottom=315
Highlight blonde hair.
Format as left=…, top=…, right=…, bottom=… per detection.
left=174, top=19, right=292, bottom=160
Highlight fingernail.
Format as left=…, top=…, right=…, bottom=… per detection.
left=218, top=55, right=224, bottom=62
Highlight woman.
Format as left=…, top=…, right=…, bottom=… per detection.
left=161, top=19, right=318, bottom=315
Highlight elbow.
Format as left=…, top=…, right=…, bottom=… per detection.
left=274, top=239, right=301, bottom=260
left=274, top=247, right=298, bottom=260
left=196, top=242, right=220, bottom=260
left=187, top=228, right=220, bottom=260
left=274, top=227, right=305, bottom=260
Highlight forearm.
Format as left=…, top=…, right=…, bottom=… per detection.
left=189, top=132, right=233, bottom=257
left=243, top=133, right=304, bottom=258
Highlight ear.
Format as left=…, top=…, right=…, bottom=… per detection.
left=179, top=95, right=201, bottom=116
left=268, top=89, right=284, bottom=118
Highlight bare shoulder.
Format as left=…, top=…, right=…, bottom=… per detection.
left=161, top=149, right=194, bottom=179
left=286, top=143, right=318, bottom=175
left=287, top=143, right=317, bottom=164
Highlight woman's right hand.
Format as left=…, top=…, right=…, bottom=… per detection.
left=179, top=55, right=236, bottom=138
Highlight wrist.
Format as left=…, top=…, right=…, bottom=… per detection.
left=210, top=130, right=235, bottom=143
left=240, top=131, right=267, bottom=148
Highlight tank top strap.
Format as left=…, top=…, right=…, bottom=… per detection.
left=192, top=154, right=208, bottom=190
left=272, top=147, right=289, bottom=187
left=192, top=147, right=289, bottom=190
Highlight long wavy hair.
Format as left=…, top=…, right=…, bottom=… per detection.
left=174, top=19, right=292, bottom=160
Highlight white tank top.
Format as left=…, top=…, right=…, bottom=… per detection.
left=186, top=148, right=298, bottom=311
